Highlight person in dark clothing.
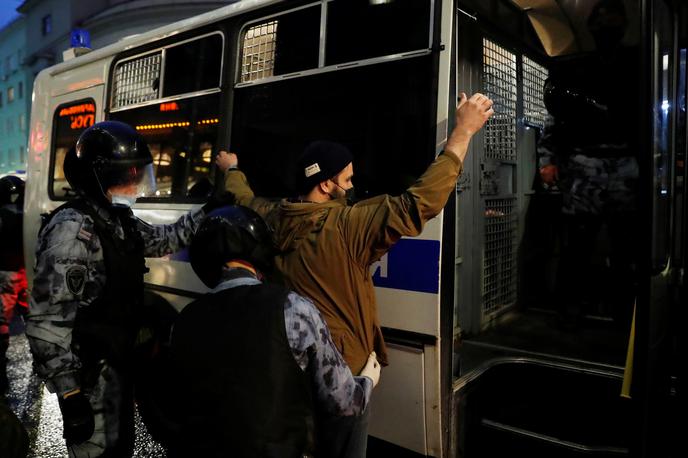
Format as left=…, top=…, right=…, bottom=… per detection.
left=25, top=121, right=218, bottom=457
left=216, top=92, right=493, bottom=456
left=0, top=175, right=29, bottom=458
left=537, top=0, right=640, bottom=328
left=0, top=175, right=27, bottom=394
left=169, top=205, right=380, bottom=457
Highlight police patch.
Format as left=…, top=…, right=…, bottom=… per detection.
left=66, top=266, right=87, bottom=295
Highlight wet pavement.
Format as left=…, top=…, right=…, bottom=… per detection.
left=5, top=318, right=167, bottom=457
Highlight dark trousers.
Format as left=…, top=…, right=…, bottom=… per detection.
left=316, top=407, right=370, bottom=458
left=557, top=212, right=637, bottom=327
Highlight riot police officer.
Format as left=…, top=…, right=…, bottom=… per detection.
left=169, top=206, right=380, bottom=457
left=25, top=121, right=212, bottom=457
left=536, top=0, right=640, bottom=328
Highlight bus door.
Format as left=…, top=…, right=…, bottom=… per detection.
left=450, top=2, right=644, bottom=457
left=454, top=14, right=526, bottom=358
left=636, top=0, right=685, bottom=454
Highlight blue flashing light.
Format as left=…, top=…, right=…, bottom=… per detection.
left=70, top=29, right=91, bottom=49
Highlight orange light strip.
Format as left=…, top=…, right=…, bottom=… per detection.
left=135, top=118, right=219, bottom=131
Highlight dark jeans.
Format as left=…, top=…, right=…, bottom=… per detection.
left=316, top=407, right=371, bottom=458
left=557, top=212, right=637, bottom=327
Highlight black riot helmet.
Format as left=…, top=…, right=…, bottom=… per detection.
left=543, top=77, right=608, bottom=125
left=190, top=206, right=277, bottom=288
left=65, top=121, right=155, bottom=205
left=0, top=175, right=24, bottom=206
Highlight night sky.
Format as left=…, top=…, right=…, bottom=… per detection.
left=0, top=0, right=22, bottom=31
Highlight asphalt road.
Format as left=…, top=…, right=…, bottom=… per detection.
left=5, top=321, right=167, bottom=457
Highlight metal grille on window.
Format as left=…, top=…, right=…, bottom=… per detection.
left=482, top=198, right=517, bottom=321
left=482, top=39, right=517, bottom=161
left=112, top=53, right=161, bottom=109
left=522, top=55, right=549, bottom=128
left=241, top=21, right=278, bottom=83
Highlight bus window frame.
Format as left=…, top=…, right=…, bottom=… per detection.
left=48, top=97, right=97, bottom=201
left=109, top=30, right=225, bottom=113
left=234, top=0, right=436, bottom=88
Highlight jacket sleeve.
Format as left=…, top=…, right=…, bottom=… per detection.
left=223, top=169, right=279, bottom=220
left=284, top=292, right=373, bottom=416
left=137, top=208, right=206, bottom=258
left=343, top=152, right=463, bottom=265
left=25, top=212, right=102, bottom=396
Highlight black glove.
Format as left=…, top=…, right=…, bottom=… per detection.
left=59, top=391, right=95, bottom=445
left=202, top=190, right=235, bottom=214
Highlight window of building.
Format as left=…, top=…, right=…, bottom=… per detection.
left=0, top=93, right=3, bottom=108
left=6, top=118, right=12, bottom=133
left=18, top=82, right=23, bottom=99
left=19, top=113, right=25, bottom=131
left=8, top=148, right=13, bottom=164
left=7, top=87, right=14, bottom=103
left=3, top=57, right=9, bottom=77
left=50, top=100, right=96, bottom=199
left=42, top=15, right=52, bottom=36
left=19, top=146, right=25, bottom=164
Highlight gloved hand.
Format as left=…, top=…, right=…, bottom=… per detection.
left=58, top=390, right=94, bottom=445
left=360, top=352, right=381, bottom=388
left=202, top=191, right=235, bottom=214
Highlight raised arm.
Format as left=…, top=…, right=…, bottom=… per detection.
left=344, top=92, right=494, bottom=265
left=217, top=150, right=280, bottom=219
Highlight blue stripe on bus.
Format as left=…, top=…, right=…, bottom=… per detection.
left=371, top=238, right=440, bottom=294
left=170, top=238, right=441, bottom=294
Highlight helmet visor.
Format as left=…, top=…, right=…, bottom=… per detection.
left=104, top=163, right=156, bottom=199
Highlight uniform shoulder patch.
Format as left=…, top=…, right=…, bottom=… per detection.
left=66, top=265, right=87, bottom=295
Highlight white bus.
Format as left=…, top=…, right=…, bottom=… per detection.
left=24, top=0, right=684, bottom=456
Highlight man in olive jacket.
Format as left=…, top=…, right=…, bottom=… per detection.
left=216, top=92, right=493, bottom=456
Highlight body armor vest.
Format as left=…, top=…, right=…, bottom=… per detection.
left=44, top=198, right=147, bottom=369
left=171, top=282, right=315, bottom=457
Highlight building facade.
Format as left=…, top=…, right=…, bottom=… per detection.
left=0, top=16, right=31, bottom=174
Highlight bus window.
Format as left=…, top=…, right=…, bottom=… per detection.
left=109, top=94, right=220, bottom=201
left=49, top=100, right=96, bottom=199
left=232, top=57, right=434, bottom=199
left=325, top=0, right=432, bottom=66
left=163, top=33, right=223, bottom=97
left=239, top=5, right=320, bottom=83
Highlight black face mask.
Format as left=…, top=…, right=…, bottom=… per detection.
left=329, top=180, right=356, bottom=203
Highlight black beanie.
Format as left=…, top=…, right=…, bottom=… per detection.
left=296, top=141, right=353, bottom=194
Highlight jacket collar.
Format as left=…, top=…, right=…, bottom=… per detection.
left=212, top=267, right=262, bottom=293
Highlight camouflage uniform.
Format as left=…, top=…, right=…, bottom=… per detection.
left=537, top=125, right=639, bottom=216
left=537, top=123, right=639, bottom=324
left=212, top=272, right=373, bottom=416
left=26, top=200, right=204, bottom=457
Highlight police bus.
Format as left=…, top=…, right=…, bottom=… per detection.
left=23, top=0, right=685, bottom=456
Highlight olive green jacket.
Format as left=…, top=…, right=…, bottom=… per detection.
left=224, top=152, right=462, bottom=374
